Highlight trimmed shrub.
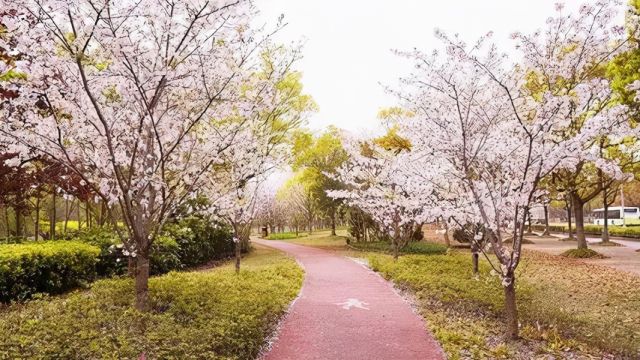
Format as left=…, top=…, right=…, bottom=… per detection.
left=0, top=241, right=100, bottom=302
left=531, top=224, right=640, bottom=238
left=163, top=217, right=234, bottom=268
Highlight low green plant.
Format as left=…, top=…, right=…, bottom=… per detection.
left=266, top=232, right=307, bottom=240
left=560, top=248, right=608, bottom=259
left=351, top=240, right=447, bottom=255
left=0, top=241, right=100, bottom=302
left=0, top=247, right=303, bottom=359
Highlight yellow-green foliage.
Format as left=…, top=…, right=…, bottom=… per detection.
left=0, top=247, right=303, bottom=359
left=368, top=250, right=640, bottom=357
left=0, top=241, right=100, bottom=302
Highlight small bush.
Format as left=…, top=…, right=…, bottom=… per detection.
left=72, top=227, right=126, bottom=277
left=560, top=248, right=608, bottom=259
left=163, top=217, right=235, bottom=268
left=0, top=241, right=100, bottom=302
left=150, top=235, right=182, bottom=275
left=530, top=224, right=640, bottom=238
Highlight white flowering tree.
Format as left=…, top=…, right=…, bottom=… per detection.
left=203, top=46, right=313, bottom=273
left=513, top=0, right=638, bottom=249
left=387, top=0, right=637, bottom=339
left=329, top=138, right=437, bottom=259
left=0, top=0, right=278, bottom=310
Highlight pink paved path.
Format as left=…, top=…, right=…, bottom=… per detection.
left=255, top=239, right=444, bottom=360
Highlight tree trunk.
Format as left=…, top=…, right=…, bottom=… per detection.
left=34, top=196, right=40, bottom=241
left=64, top=199, right=70, bottom=234
left=233, top=225, right=241, bottom=274
left=572, top=193, right=588, bottom=249
left=15, top=208, right=22, bottom=237
left=3, top=207, right=9, bottom=238
left=504, top=275, right=519, bottom=339
left=50, top=190, right=57, bottom=240
left=86, top=201, right=91, bottom=229
left=602, top=188, right=610, bottom=243
left=235, top=241, right=241, bottom=274
left=526, top=211, right=533, bottom=235
left=77, top=202, right=82, bottom=230
left=330, top=208, right=337, bottom=236
left=134, top=254, right=150, bottom=311
left=566, top=201, right=574, bottom=240
left=542, top=205, right=550, bottom=236
left=392, top=240, right=399, bottom=261
left=471, top=242, right=479, bottom=275
left=443, top=219, right=451, bottom=247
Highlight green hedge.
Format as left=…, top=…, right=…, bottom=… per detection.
left=531, top=224, right=640, bottom=238
left=0, top=241, right=100, bottom=302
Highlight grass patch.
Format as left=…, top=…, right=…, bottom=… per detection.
left=280, top=233, right=349, bottom=249
left=0, top=245, right=303, bottom=359
left=266, top=232, right=307, bottom=240
left=560, top=248, right=608, bottom=259
left=369, top=249, right=640, bottom=358
left=591, top=241, right=624, bottom=247
left=350, top=241, right=447, bottom=255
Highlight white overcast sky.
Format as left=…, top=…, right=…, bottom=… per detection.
left=254, top=0, right=625, bottom=134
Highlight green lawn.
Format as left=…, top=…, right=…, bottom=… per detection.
left=0, top=245, right=303, bottom=359
left=265, top=231, right=308, bottom=240
left=275, top=230, right=349, bottom=249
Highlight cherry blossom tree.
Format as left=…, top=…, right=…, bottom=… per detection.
left=329, top=138, right=437, bottom=259
left=0, top=0, right=281, bottom=310
left=382, top=0, right=637, bottom=339
left=517, top=0, right=639, bottom=250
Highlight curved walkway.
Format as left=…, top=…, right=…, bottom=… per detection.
left=254, top=239, right=444, bottom=360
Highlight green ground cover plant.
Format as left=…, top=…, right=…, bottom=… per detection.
left=368, top=250, right=640, bottom=359
left=350, top=240, right=447, bottom=255
left=0, top=246, right=303, bottom=359
left=266, top=232, right=308, bottom=240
